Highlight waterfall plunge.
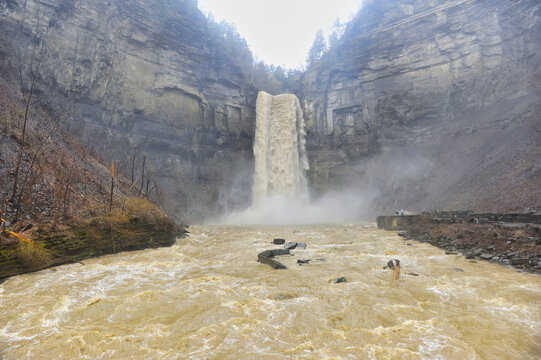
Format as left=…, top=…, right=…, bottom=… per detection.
left=252, top=91, right=309, bottom=204
left=221, top=91, right=368, bottom=225
left=222, top=91, right=313, bottom=225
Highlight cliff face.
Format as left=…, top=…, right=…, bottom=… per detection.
left=1, top=0, right=540, bottom=220
left=0, top=0, right=256, bottom=220
left=301, top=0, right=541, bottom=213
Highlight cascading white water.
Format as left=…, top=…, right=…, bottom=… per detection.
left=221, top=91, right=372, bottom=225
left=221, top=91, right=313, bottom=225
left=252, top=91, right=309, bottom=204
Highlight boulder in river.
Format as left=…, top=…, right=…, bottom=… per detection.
left=510, top=258, right=529, bottom=266
left=257, top=250, right=289, bottom=269
left=269, top=249, right=291, bottom=256
left=284, top=242, right=298, bottom=250
left=284, top=242, right=307, bottom=250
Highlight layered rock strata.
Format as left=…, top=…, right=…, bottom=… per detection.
left=0, top=0, right=256, bottom=220
left=301, top=0, right=541, bottom=214
left=1, top=0, right=540, bottom=219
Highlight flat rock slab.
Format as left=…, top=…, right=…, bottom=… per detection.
left=257, top=249, right=290, bottom=269
left=258, top=257, right=287, bottom=269
left=284, top=242, right=307, bottom=250
left=510, top=258, right=529, bottom=265
left=258, top=249, right=290, bottom=258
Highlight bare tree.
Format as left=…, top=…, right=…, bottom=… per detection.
left=10, top=46, right=44, bottom=203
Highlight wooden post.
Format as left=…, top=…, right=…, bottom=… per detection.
left=1, top=198, right=7, bottom=233
left=393, top=259, right=401, bottom=281
left=130, top=147, right=137, bottom=185
left=109, top=160, right=115, bottom=212
left=140, top=155, right=146, bottom=194
left=393, top=265, right=400, bottom=281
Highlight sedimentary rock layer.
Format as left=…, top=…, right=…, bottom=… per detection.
left=0, top=0, right=256, bottom=220
left=301, top=0, right=541, bottom=213
left=1, top=0, right=539, bottom=219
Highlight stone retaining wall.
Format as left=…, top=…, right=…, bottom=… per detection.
left=377, top=212, right=541, bottom=231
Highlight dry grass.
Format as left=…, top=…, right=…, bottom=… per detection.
left=83, top=197, right=176, bottom=235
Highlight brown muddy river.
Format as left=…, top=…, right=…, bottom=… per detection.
left=1, top=224, right=540, bottom=359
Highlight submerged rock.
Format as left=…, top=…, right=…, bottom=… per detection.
left=272, top=293, right=296, bottom=301
left=257, top=256, right=287, bottom=270
left=333, top=277, right=348, bottom=283
left=257, top=249, right=290, bottom=258
left=273, top=238, right=286, bottom=245
left=284, top=242, right=298, bottom=250
left=257, top=249, right=289, bottom=269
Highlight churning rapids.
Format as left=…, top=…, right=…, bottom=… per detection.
left=1, top=224, right=540, bottom=359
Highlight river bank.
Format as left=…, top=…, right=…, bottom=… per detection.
left=0, top=198, right=187, bottom=281
left=377, top=212, right=541, bottom=274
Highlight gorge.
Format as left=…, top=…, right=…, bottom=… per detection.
left=1, top=1, right=541, bottom=358
left=0, top=0, right=540, bottom=220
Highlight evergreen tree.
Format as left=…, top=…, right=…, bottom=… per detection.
left=307, top=30, right=328, bottom=67
left=328, top=18, right=347, bottom=48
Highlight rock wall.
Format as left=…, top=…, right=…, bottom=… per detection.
left=301, top=0, right=541, bottom=214
left=0, top=0, right=256, bottom=220
left=0, top=219, right=181, bottom=280
left=1, top=0, right=540, bottom=220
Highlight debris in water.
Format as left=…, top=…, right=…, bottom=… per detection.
left=384, top=259, right=401, bottom=280
left=272, top=293, right=296, bottom=301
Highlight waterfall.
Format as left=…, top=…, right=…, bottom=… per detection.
left=252, top=91, right=309, bottom=204
left=220, top=91, right=366, bottom=225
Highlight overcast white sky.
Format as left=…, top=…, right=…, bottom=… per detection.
left=197, top=0, right=363, bottom=69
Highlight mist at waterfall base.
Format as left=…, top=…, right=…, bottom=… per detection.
left=221, top=190, right=373, bottom=225
left=218, top=148, right=431, bottom=225
left=215, top=91, right=425, bottom=225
